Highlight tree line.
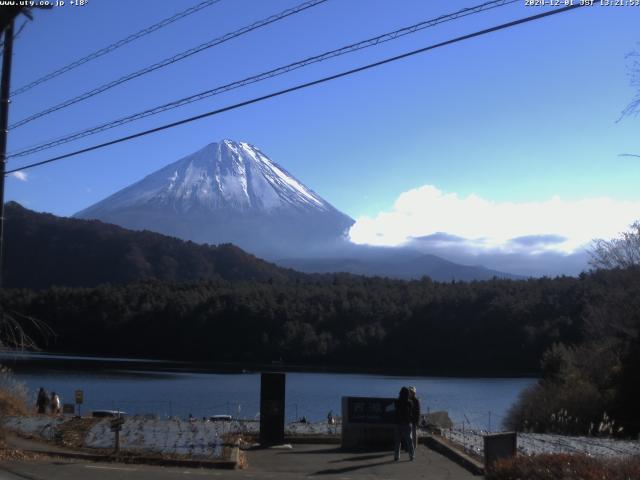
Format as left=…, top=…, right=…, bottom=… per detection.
left=0, top=267, right=635, bottom=376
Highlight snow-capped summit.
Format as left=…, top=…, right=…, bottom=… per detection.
left=78, top=140, right=331, bottom=214
left=75, top=140, right=354, bottom=258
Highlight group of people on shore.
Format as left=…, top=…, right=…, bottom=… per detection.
left=36, top=387, right=61, bottom=415
left=394, top=386, right=420, bottom=461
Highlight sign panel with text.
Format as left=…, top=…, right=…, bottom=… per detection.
left=346, top=397, right=396, bottom=424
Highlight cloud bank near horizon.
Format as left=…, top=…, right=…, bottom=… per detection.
left=348, top=185, right=640, bottom=275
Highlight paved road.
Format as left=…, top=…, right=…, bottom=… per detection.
left=0, top=469, right=24, bottom=480
left=0, top=443, right=480, bottom=480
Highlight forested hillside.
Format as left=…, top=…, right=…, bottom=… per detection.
left=4, top=267, right=638, bottom=377
left=2, top=202, right=303, bottom=288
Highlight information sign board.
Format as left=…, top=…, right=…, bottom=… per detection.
left=110, top=417, right=125, bottom=432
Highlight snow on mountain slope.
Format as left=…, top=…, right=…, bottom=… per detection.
left=78, top=140, right=331, bottom=214
left=75, top=140, right=354, bottom=258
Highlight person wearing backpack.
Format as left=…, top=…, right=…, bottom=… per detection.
left=393, top=386, right=415, bottom=461
left=50, top=391, right=61, bottom=415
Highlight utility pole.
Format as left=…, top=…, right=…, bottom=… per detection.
left=0, top=18, right=15, bottom=288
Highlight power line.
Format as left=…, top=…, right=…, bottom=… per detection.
left=6, top=3, right=585, bottom=176
left=9, top=0, right=223, bottom=97
left=8, top=0, right=329, bottom=130
left=8, top=0, right=519, bottom=159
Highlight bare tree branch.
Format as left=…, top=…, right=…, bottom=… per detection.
left=0, top=308, right=55, bottom=352
left=619, top=45, right=640, bottom=120
left=588, top=221, right=640, bottom=269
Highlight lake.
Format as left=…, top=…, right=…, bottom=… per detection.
left=1, top=353, right=535, bottom=431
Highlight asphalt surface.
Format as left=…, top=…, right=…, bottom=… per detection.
left=0, top=442, right=481, bottom=480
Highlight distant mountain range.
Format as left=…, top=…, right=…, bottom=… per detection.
left=3, top=202, right=517, bottom=289
left=3, top=200, right=519, bottom=288
left=279, top=250, right=520, bottom=281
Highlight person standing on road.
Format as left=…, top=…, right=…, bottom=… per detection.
left=394, top=386, right=415, bottom=461
left=36, top=387, right=49, bottom=414
left=50, top=391, right=61, bottom=415
left=409, top=386, right=421, bottom=451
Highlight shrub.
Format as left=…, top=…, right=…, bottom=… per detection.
left=503, top=379, right=608, bottom=434
left=0, top=364, right=29, bottom=417
left=487, top=453, right=640, bottom=480
left=0, top=365, right=30, bottom=447
left=504, top=340, right=622, bottom=435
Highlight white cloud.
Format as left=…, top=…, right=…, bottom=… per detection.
left=11, top=171, right=28, bottom=182
left=349, top=185, right=640, bottom=255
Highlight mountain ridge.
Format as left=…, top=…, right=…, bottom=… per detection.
left=3, top=201, right=305, bottom=289
left=3, top=202, right=519, bottom=288
left=278, top=252, right=522, bottom=281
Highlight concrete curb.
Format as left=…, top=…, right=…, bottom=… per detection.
left=20, top=448, right=240, bottom=470
left=423, top=434, right=485, bottom=476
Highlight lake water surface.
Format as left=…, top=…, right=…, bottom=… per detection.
left=3, top=353, right=535, bottom=431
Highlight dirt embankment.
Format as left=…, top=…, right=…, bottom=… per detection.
left=53, top=417, right=101, bottom=449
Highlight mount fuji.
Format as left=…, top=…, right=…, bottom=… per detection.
left=75, top=140, right=354, bottom=258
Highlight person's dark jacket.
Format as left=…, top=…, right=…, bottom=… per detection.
left=395, top=388, right=414, bottom=424
left=36, top=390, right=49, bottom=407
left=411, top=397, right=421, bottom=424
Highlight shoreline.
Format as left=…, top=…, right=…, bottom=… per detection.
left=0, top=351, right=539, bottom=379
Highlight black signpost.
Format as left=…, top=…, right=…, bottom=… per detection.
left=74, top=390, right=83, bottom=418
left=110, top=416, right=125, bottom=454
left=259, top=372, right=285, bottom=447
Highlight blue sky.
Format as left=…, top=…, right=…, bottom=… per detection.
left=4, top=0, right=640, bottom=274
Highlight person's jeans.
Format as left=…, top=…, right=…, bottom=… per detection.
left=412, top=423, right=418, bottom=450
left=394, top=423, right=414, bottom=460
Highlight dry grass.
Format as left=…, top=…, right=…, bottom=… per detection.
left=0, top=365, right=29, bottom=417
left=53, top=417, right=100, bottom=449
left=0, top=388, right=29, bottom=417
left=487, top=453, right=640, bottom=480
left=0, top=365, right=31, bottom=449
left=0, top=447, right=43, bottom=461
